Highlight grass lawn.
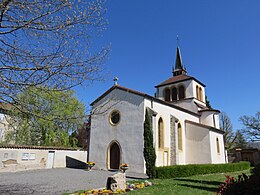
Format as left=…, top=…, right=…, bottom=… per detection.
left=128, top=169, right=251, bottom=195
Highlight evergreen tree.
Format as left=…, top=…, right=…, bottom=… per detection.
left=205, top=96, right=212, bottom=109
left=143, top=108, right=156, bottom=178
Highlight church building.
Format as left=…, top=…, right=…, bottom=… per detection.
left=89, top=47, right=226, bottom=173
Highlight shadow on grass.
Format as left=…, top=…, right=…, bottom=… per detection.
left=178, top=183, right=219, bottom=192
left=174, top=178, right=222, bottom=186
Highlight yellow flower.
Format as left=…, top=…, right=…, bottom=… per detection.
left=86, top=162, right=95, bottom=165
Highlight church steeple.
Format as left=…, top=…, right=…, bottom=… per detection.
left=173, top=47, right=187, bottom=76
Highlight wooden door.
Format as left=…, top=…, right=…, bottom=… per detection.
left=110, top=142, right=120, bottom=169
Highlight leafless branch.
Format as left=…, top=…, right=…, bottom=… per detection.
left=0, top=0, right=110, bottom=117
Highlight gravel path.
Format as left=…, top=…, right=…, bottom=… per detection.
left=0, top=168, right=147, bottom=195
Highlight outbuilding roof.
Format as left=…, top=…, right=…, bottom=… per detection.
left=0, top=144, right=79, bottom=151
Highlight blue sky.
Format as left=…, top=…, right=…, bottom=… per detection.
left=76, top=0, right=260, bottom=131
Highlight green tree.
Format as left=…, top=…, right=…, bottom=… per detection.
left=240, top=112, right=260, bottom=142
left=7, top=87, right=85, bottom=147
left=143, top=108, right=156, bottom=179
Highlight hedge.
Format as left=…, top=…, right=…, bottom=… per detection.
left=155, top=161, right=250, bottom=179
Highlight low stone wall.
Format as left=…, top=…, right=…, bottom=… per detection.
left=0, top=146, right=87, bottom=172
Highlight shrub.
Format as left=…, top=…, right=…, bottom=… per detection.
left=251, top=162, right=260, bottom=177
left=217, top=173, right=260, bottom=194
left=155, top=161, right=250, bottom=179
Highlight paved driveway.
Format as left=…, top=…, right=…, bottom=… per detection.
left=0, top=168, right=147, bottom=195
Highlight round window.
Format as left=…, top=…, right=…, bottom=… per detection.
left=110, top=110, right=120, bottom=125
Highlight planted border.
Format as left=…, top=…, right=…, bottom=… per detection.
left=156, top=161, right=250, bottom=179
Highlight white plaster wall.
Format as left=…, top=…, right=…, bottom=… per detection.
left=185, top=122, right=212, bottom=164
left=192, top=80, right=205, bottom=103
left=214, top=114, right=220, bottom=129
left=200, top=111, right=219, bottom=128
left=89, top=89, right=145, bottom=173
left=90, top=86, right=225, bottom=173
left=144, top=99, right=200, bottom=166
left=0, top=148, right=87, bottom=171
left=53, top=150, right=87, bottom=168
left=172, top=98, right=199, bottom=113
left=209, top=131, right=226, bottom=164
left=0, top=148, right=48, bottom=170
left=0, top=148, right=19, bottom=168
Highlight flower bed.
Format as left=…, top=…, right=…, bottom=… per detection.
left=68, top=180, right=153, bottom=195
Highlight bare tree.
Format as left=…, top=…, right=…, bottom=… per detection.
left=219, top=112, right=237, bottom=150
left=0, top=0, right=109, bottom=113
left=240, top=111, right=260, bottom=142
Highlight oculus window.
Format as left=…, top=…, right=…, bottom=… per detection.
left=110, top=110, right=120, bottom=125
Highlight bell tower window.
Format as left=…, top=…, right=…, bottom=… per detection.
left=172, top=87, right=177, bottom=101
left=196, top=85, right=203, bottom=102
left=178, top=86, right=185, bottom=100
left=164, top=88, right=171, bottom=101
left=196, top=85, right=199, bottom=99
left=199, top=87, right=203, bottom=101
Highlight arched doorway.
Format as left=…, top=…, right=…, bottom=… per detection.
left=108, top=141, right=121, bottom=169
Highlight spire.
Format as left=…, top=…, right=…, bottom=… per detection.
left=173, top=47, right=187, bottom=76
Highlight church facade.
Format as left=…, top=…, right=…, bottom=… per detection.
left=89, top=47, right=226, bottom=173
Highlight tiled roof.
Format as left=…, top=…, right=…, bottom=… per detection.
left=90, top=85, right=147, bottom=106
left=155, top=74, right=205, bottom=88
left=91, top=85, right=200, bottom=117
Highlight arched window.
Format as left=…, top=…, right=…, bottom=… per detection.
left=178, top=86, right=185, bottom=100
left=216, top=138, right=220, bottom=154
left=164, top=88, right=171, bottom=101
left=199, top=87, right=203, bottom=102
left=178, top=123, right=182, bottom=150
left=172, top=87, right=177, bottom=101
left=196, top=85, right=203, bottom=101
left=158, top=118, right=164, bottom=149
left=196, top=85, right=199, bottom=99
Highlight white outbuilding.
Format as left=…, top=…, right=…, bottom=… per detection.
left=89, top=47, right=226, bottom=173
